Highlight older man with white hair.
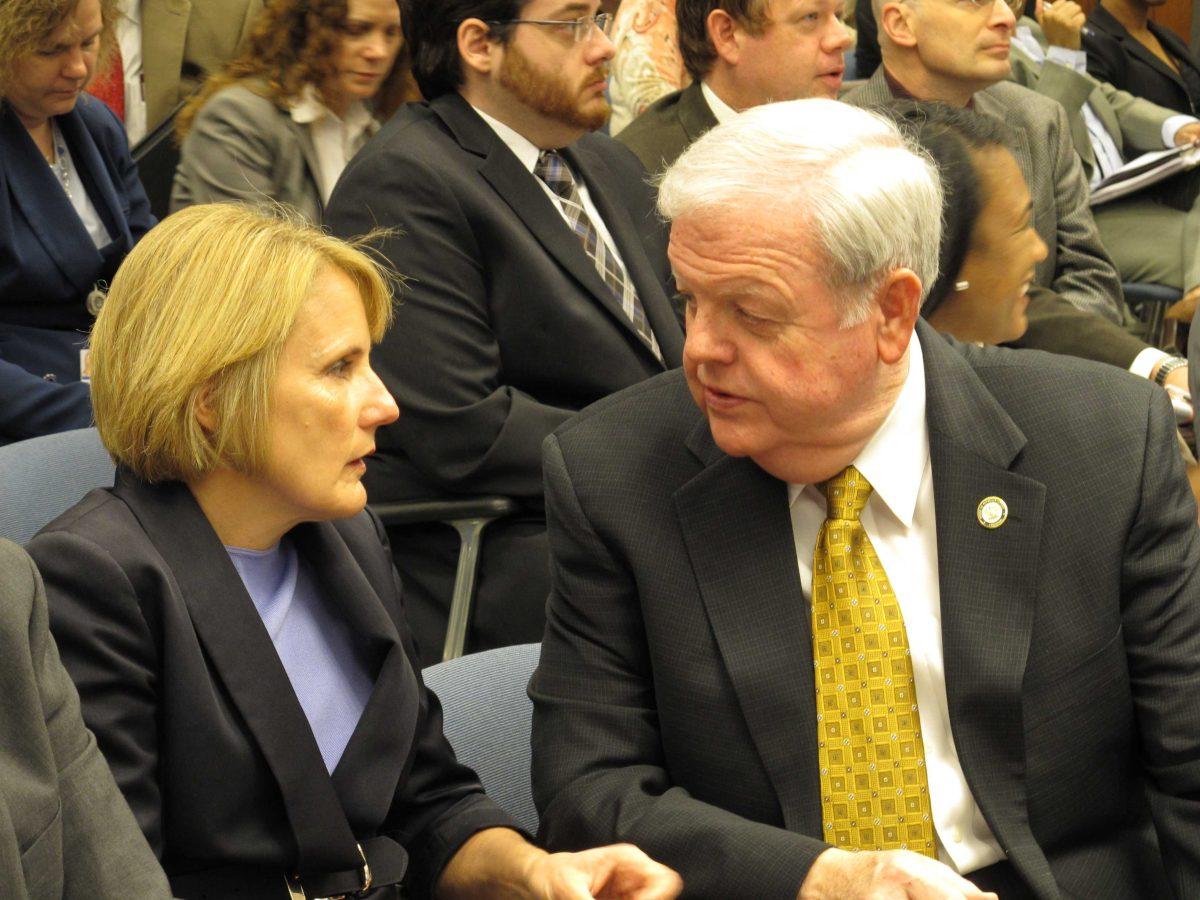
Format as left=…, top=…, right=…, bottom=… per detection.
left=529, top=98, right=1200, bottom=899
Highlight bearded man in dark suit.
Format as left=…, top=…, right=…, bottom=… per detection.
left=326, top=0, right=683, bottom=663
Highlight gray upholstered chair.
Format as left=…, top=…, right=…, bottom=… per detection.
left=422, top=642, right=541, bottom=835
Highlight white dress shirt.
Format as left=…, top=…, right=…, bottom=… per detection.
left=472, top=105, right=633, bottom=278
left=289, top=87, right=377, bottom=204
left=114, top=0, right=147, bottom=145
left=52, top=122, right=112, bottom=250
left=786, top=335, right=1006, bottom=874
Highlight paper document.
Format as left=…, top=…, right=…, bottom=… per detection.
left=1090, top=141, right=1200, bottom=207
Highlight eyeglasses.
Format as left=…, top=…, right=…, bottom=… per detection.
left=485, top=12, right=615, bottom=44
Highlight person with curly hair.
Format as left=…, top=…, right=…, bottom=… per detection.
left=0, top=0, right=154, bottom=444
left=171, top=0, right=416, bottom=223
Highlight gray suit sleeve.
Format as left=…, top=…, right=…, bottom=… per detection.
left=1121, top=389, right=1200, bottom=896
left=171, top=88, right=282, bottom=213
left=531, top=436, right=825, bottom=899
left=1044, top=97, right=1126, bottom=322
left=0, top=541, right=170, bottom=898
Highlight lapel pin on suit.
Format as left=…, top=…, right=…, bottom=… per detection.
left=977, top=496, right=1008, bottom=529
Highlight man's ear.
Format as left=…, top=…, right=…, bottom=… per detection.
left=875, top=267, right=922, bottom=364
left=879, top=0, right=919, bottom=49
left=707, top=9, right=743, bottom=65
left=457, top=17, right=500, bottom=77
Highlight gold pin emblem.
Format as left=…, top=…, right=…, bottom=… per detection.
left=977, top=496, right=1007, bottom=529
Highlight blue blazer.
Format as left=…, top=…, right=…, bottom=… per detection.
left=0, top=96, right=154, bottom=443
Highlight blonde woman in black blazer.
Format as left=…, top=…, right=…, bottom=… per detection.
left=27, top=204, right=681, bottom=900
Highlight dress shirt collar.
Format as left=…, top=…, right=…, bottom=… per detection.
left=700, top=80, right=739, bottom=125
left=289, top=84, right=374, bottom=133
left=472, top=105, right=544, bottom=173
left=787, top=332, right=928, bottom=528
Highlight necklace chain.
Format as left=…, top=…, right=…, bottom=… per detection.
left=48, top=128, right=72, bottom=200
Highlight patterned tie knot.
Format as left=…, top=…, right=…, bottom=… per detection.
left=823, top=465, right=873, bottom=522
left=534, top=149, right=574, bottom=200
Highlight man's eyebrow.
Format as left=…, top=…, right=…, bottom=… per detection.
left=544, top=2, right=595, bottom=18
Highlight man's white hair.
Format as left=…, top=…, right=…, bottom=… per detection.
left=657, top=99, right=943, bottom=326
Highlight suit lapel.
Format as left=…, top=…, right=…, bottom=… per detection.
left=290, top=524, right=419, bottom=826
left=58, top=105, right=133, bottom=248
left=140, top=0, right=191, bottom=129
left=677, top=82, right=718, bottom=145
left=919, top=328, right=1057, bottom=898
left=432, top=94, right=665, bottom=365
left=289, top=119, right=326, bottom=214
left=0, top=109, right=105, bottom=289
left=114, top=473, right=364, bottom=871
left=674, top=422, right=824, bottom=835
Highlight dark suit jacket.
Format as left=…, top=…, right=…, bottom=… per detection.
left=617, top=82, right=713, bottom=175
left=0, top=98, right=153, bottom=442
left=325, top=93, right=684, bottom=660
left=26, top=471, right=514, bottom=897
left=619, top=85, right=1146, bottom=371
left=0, top=539, right=171, bottom=900
left=531, top=321, right=1200, bottom=899
left=1084, top=5, right=1200, bottom=117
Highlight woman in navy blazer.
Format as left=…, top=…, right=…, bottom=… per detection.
left=0, top=0, right=154, bottom=444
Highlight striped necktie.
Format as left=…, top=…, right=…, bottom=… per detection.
left=534, top=149, right=662, bottom=361
left=811, top=465, right=936, bottom=856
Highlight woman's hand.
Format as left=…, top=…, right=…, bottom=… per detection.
left=523, top=843, right=683, bottom=899
left=437, top=828, right=682, bottom=900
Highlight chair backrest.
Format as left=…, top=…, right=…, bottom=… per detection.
left=132, top=100, right=185, bottom=221
left=422, top=643, right=541, bottom=835
left=0, top=428, right=115, bottom=544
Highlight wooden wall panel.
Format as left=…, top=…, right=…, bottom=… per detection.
left=1074, top=0, right=1194, bottom=47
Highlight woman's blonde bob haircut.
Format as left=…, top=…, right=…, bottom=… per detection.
left=90, top=203, right=395, bottom=483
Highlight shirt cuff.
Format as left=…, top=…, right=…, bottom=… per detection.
left=1046, top=44, right=1087, bottom=73
left=1163, top=115, right=1200, bottom=148
left=1130, top=347, right=1170, bottom=380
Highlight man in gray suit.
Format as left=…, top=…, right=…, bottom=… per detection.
left=0, top=540, right=170, bottom=899
left=531, top=99, right=1200, bottom=899
left=846, top=0, right=1124, bottom=324
left=1008, top=2, right=1200, bottom=318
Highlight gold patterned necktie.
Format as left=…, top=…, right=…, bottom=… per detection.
left=811, top=465, right=936, bottom=857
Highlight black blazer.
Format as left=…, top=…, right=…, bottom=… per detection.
left=0, top=97, right=154, bottom=441
left=531, top=322, right=1200, bottom=898
left=26, top=471, right=515, bottom=898
left=1084, top=5, right=1200, bottom=116
left=326, top=92, right=683, bottom=508
left=325, top=93, right=684, bottom=659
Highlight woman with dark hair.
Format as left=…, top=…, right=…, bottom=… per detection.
left=0, top=0, right=154, bottom=443
left=893, top=102, right=1049, bottom=346
left=171, top=0, right=418, bottom=222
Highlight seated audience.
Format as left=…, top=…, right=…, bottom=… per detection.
left=326, top=0, right=684, bottom=665
left=619, top=0, right=852, bottom=174
left=0, top=539, right=171, bottom=899
left=621, top=0, right=1189, bottom=400
left=609, top=0, right=690, bottom=135
left=530, top=97, right=1200, bottom=899
left=1085, top=0, right=1200, bottom=117
left=85, top=0, right=264, bottom=146
left=847, top=0, right=1125, bottom=324
left=25, top=203, right=682, bottom=900
left=0, top=0, right=153, bottom=443
left=171, top=0, right=415, bottom=222
left=1009, top=0, right=1200, bottom=321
